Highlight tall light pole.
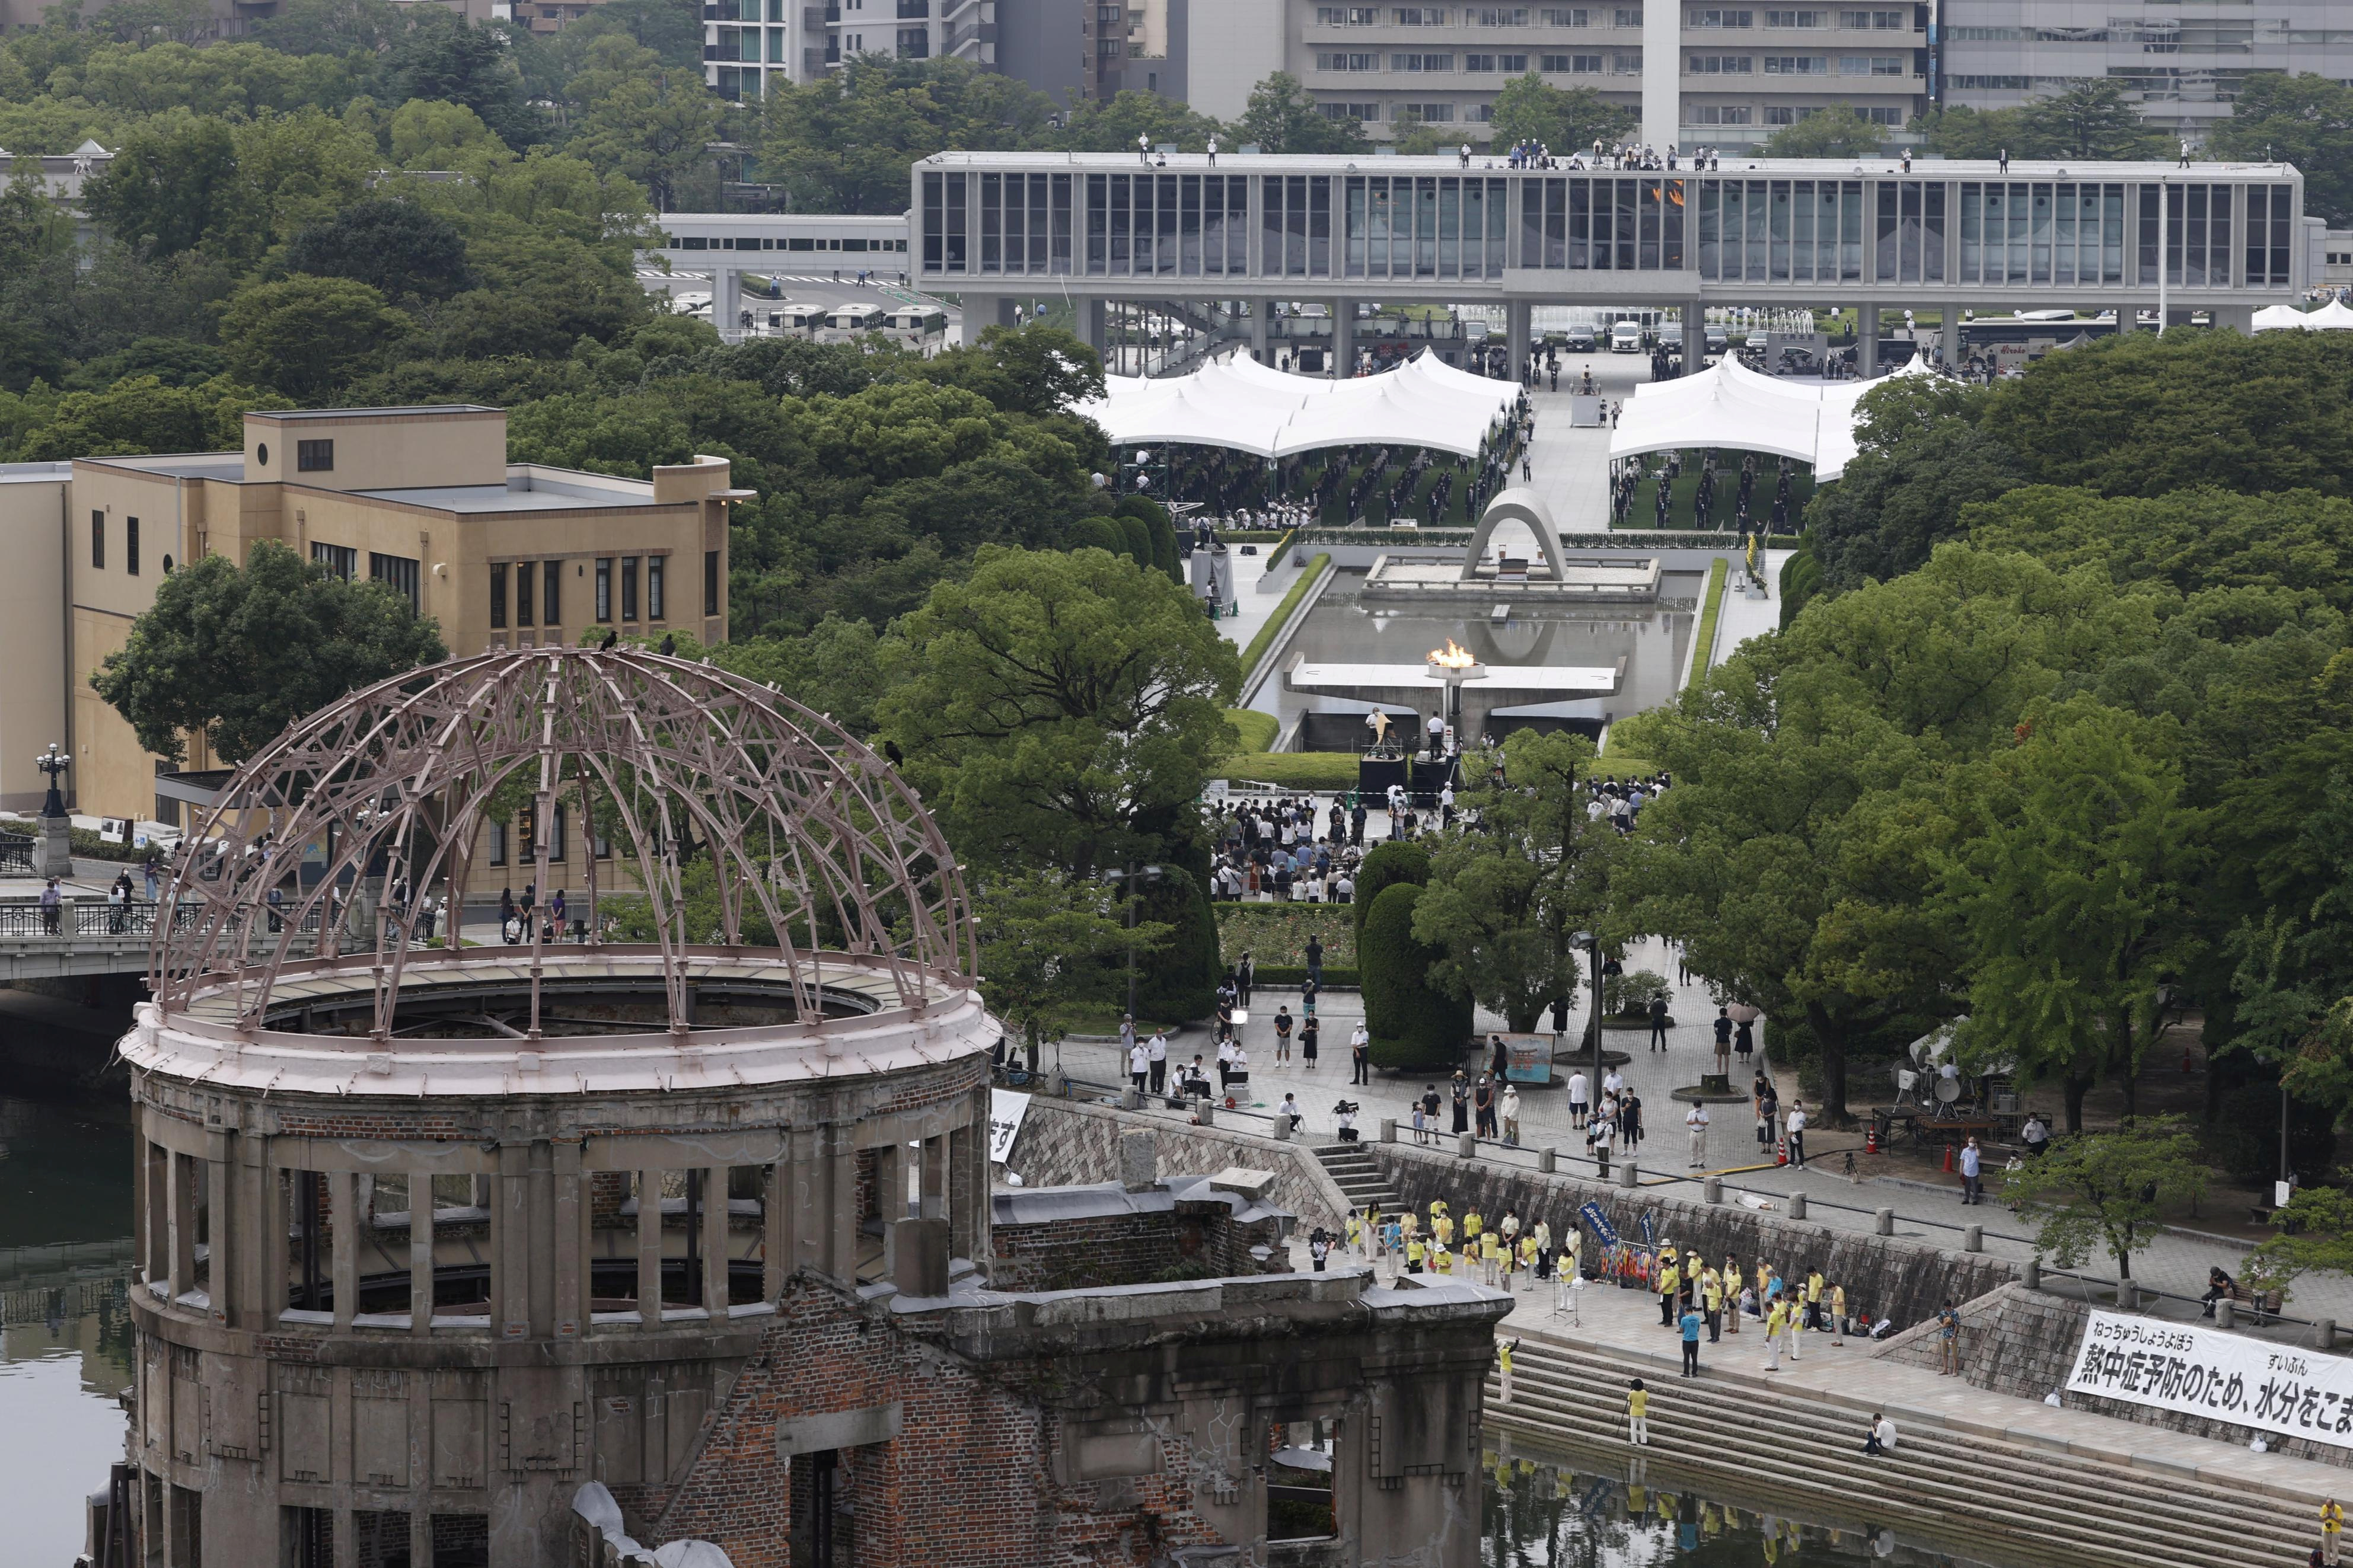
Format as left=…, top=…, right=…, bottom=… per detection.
left=1108, top=863, right=1164, bottom=1019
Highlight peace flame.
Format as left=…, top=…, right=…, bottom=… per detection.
left=1427, top=640, right=1478, bottom=669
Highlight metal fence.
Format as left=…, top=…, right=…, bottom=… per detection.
left=0, top=834, right=31, bottom=875
left=0, top=900, right=200, bottom=938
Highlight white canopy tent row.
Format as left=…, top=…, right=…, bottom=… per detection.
left=1607, top=354, right=1931, bottom=483
left=1068, top=350, right=1517, bottom=460
left=2252, top=300, right=2353, bottom=331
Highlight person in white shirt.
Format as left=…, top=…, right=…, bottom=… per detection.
left=1147, top=1030, right=1168, bottom=1094
left=1278, top=1093, right=1303, bottom=1132
left=1128, top=1040, right=1150, bottom=1093
left=1686, top=1103, right=1711, bottom=1169
left=1567, top=1070, right=1590, bottom=1128
left=1602, top=1067, right=1625, bottom=1099
left=1786, top=1101, right=1809, bottom=1167
left=1863, top=1413, right=1898, bottom=1456
left=1500, top=1084, right=1522, bottom=1145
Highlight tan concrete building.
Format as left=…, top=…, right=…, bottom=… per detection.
left=59, top=405, right=741, bottom=829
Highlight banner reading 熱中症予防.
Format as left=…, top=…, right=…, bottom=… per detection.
left=988, top=1089, right=1031, bottom=1165
left=2064, top=1310, right=2353, bottom=1446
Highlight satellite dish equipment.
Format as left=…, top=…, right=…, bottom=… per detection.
left=1933, top=1076, right=1963, bottom=1104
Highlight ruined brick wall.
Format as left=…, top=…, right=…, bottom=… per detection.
left=642, top=1278, right=1227, bottom=1568
left=990, top=1203, right=1289, bottom=1292
left=1874, top=1281, right=2353, bottom=1469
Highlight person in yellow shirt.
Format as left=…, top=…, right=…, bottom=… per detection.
left=1701, top=1267, right=1723, bottom=1343
left=1346, top=1211, right=1363, bottom=1254
left=1433, top=1213, right=1455, bottom=1249
left=1400, top=1209, right=1419, bottom=1244
left=2323, top=1497, right=2345, bottom=1566
left=1625, top=1377, right=1650, bottom=1445
left=1405, top=1237, right=1426, bottom=1274
left=1805, top=1268, right=1826, bottom=1331
left=1434, top=1245, right=1454, bottom=1275
left=1723, top=1255, right=1742, bottom=1336
left=1658, top=1253, right=1682, bottom=1326
left=1830, top=1282, right=1849, bottom=1344
left=1497, top=1337, right=1518, bottom=1403
left=1481, top=1231, right=1503, bottom=1286
left=1763, top=1295, right=1789, bottom=1372
left=1464, top=1210, right=1484, bottom=1244
left=1517, top=1233, right=1538, bottom=1288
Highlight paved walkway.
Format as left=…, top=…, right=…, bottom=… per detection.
left=1058, top=931, right=2353, bottom=1324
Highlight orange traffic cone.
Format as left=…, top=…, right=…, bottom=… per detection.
left=1942, top=1142, right=1955, bottom=1174
left=1866, top=1123, right=1879, bottom=1156
left=1775, top=1136, right=1788, bottom=1167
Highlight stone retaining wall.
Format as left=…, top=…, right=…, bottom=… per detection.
left=1003, top=1097, right=1350, bottom=1231
left=1875, top=1280, right=2353, bottom=1470
left=1366, top=1144, right=2016, bottom=1335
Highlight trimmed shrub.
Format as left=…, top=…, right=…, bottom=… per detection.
left=1601, top=969, right=1674, bottom=1020
left=1360, top=882, right=1471, bottom=1071
left=1131, top=847, right=1222, bottom=1023
left=1353, top=839, right=1430, bottom=952
left=1222, top=708, right=1280, bottom=753
left=1113, top=512, right=1156, bottom=569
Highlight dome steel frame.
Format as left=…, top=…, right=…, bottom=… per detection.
left=150, top=647, right=974, bottom=1042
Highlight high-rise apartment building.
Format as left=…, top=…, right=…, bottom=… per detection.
left=1937, top=4, right=2353, bottom=137
left=706, top=0, right=987, bottom=100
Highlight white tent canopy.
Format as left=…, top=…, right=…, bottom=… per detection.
left=1069, top=350, right=1516, bottom=459
left=2253, top=300, right=2353, bottom=331
left=1609, top=355, right=1929, bottom=482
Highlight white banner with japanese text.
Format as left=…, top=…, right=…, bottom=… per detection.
left=2065, top=1310, right=2353, bottom=1446
left=988, top=1090, right=1032, bottom=1165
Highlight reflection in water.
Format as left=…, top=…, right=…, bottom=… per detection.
left=0, top=1094, right=136, bottom=1564
left=1483, top=1447, right=1981, bottom=1567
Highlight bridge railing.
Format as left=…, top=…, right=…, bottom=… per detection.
left=0, top=900, right=200, bottom=938
left=0, top=834, right=30, bottom=876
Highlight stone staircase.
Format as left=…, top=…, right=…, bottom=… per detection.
left=1485, top=1333, right=2316, bottom=1568
left=1312, top=1144, right=1405, bottom=1219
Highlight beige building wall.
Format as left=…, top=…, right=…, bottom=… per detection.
left=63, top=410, right=740, bottom=826
left=0, top=466, right=71, bottom=814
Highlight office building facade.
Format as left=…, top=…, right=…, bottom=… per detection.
left=1938, top=3, right=2353, bottom=138
left=706, top=0, right=983, bottom=99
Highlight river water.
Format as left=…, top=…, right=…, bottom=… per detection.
left=0, top=1091, right=136, bottom=1566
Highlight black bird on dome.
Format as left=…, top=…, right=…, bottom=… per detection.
left=599, top=628, right=618, bottom=650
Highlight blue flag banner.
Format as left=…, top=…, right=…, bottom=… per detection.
left=1579, top=1200, right=1618, bottom=1250
left=1638, top=1209, right=1658, bottom=1246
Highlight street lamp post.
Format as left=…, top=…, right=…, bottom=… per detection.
left=1573, top=927, right=1605, bottom=1173
left=33, top=743, right=70, bottom=878
left=1109, top=863, right=1165, bottom=1020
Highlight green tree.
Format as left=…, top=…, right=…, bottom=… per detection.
left=92, top=538, right=448, bottom=764
left=1487, top=73, right=1633, bottom=155
left=2019, top=80, right=2171, bottom=161
left=218, top=274, right=408, bottom=397
left=386, top=97, right=512, bottom=173
left=1054, top=88, right=1226, bottom=154
left=1759, top=106, right=1885, bottom=158
left=2211, top=73, right=2353, bottom=227
left=564, top=35, right=726, bottom=212
left=377, top=9, right=540, bottom=148
left=84, top=111, right=238, bottom=256
left=2001, top=1115, right=2208, bottom=1282
left=1933, top=701, right=2205, bottom=1129
left=1978, top=331, right=2353, bottom=499
left=1914, top=103, right=2038, bottom=160
left=1390, top=121, right=1455, bottom=157
left=1804, top=421, right=2024, bottom=590
left=875, top=544, right=1240, bottom=876
left=1237, top=71, right=1366, bottom=154
left=918, top=322, right=1105, bottom=417
left=251, top=0, right=403, bottom=56
left=15, top=373, right=261, bottom=460
left=283, top=196, right=474, bottom=302
left=973, top=868, right=1169, bottom=1072
left=1353, top=838, right=1430, bottom=952
left=1968, top=485, right=2353, bottom=614
left=2244, top=1187, right=2353, bottom=1315
left=1361, top=880, right=1471, bottom=1070
left=755, top=55, right=1057, bottom=213
left=1413, top=730, right=1626, bottom=1032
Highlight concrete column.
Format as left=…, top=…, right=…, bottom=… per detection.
left=553, top=1140, right=584, bottom=1340
left=1506, top=300, right=1532, bottom=382
left=205, top=1151, right=229, bottom=1326
left=1251, top=299, right=1271, bottom=362
left=1081, top=296, right=1108, bottom=355
left=636, top=1168, right=663, bottom=1324
left=700, top=1164, right=729, bottom=1312
left=329, top=1168, right=357, bottom=1333
left=959, top=295, right=994, bottom=346
left=921, top=1135, right=949, bottom=1221
left=410, top=1169, right=435, bottom=1334
left=1940, top=306, right=1963, bottom=368
left=142, top=1138, right=168, bottom=1288
left=713, top=266, right=741, bottom=344
left=1858, top=302, right=1880, bottom=378
left=1681, top=302, right=1704, bottom=377
left=166, top=1151, right=195, bottom=1301
left=1333, top=298, right=1354, bottom=376
left=1641, top=0, right=1680, bottom=151
left=828, top=1130, right=860, bottom=1282
left=2212, top=302, right=2255, bottom=334
left=764, top=1155, right=790, bottom=1301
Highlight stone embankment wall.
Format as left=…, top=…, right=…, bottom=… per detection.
left=1875, top=1280, right=2353, bottom=1469
left=990, top=1202, right=1291, bottom=1292
left=1366, top=1144, right=2016, bottom=1334
left=1003, top=1098, right=1350, bottom=1230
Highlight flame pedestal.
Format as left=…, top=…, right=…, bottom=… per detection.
left=1425, top=646, right=1487, bottom=750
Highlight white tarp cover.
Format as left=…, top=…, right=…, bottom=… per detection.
left=1611, top=354, right=1928, bottom=482
left=1070, top=351, right=1513, bottom=458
